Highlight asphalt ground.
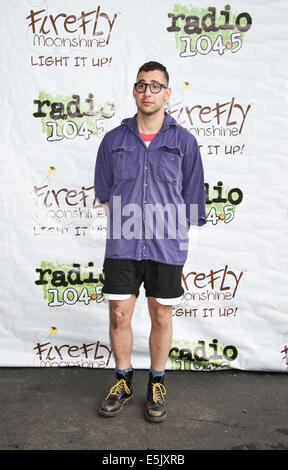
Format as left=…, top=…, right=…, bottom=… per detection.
left=0, top=367, right=287, bottom=454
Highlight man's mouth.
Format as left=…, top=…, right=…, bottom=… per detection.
left=142, top=100, right=153, bottom=105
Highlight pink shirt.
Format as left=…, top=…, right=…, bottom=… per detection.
left=139, top=132, right=157, bottom=146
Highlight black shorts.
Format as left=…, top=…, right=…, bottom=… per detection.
left=101, top=258, right=184, bottom=302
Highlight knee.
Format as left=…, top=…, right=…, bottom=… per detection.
left=109, top=303, right=130, bottom=330
left=150, top=305, right=172, bottom=328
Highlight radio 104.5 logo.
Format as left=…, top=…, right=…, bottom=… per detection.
left=205, top=181, right=243, bottom=225
left=167, top=4, right=252, bottom=57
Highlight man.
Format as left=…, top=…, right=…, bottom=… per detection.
left=94, top=61, right=206, bottom=422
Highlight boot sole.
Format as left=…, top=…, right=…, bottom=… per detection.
left=144, top=409, right=167, bottom=423
left=98, top=395, right=133, bottom=417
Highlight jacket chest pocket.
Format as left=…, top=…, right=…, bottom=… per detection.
left=111, top=146, right=137, bottom=181
left=157, top=146, right=183, bottom=184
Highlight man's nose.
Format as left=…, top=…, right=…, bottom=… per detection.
left=144, top=84, right=152, bottom=97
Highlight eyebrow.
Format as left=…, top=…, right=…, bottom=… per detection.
left=138, top=79, right=160, bottom=83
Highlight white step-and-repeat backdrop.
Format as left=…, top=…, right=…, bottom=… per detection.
left=1, top=0, right=287, bottom=371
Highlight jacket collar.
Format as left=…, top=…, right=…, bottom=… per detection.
left=121, top=111, right=178, bottom=133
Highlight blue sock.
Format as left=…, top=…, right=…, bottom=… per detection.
left=116, top=365, right=133, bottom=376
left=149, top=366, right=165, bottom=377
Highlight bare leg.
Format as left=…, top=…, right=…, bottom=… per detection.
left=147, top=297, right=173, bottom=371
left=109, top=295, right=137, bottom=370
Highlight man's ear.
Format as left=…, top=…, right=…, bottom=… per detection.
left=165, top=87, right=172, bottom=102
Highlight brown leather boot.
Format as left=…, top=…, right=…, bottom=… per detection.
left=98, top=370, right=133, bottom=417
left=144, top=372, right=167, bottom=423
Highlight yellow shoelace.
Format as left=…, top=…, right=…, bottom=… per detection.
left=152, top=383, right=166, bottom=403
left=106, top=379, right=131, bottom=400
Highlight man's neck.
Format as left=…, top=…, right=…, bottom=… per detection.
left=136, top=110, right=165, bottom=134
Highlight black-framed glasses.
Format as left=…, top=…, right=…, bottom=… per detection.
left=134, top=81, right=168, bottom=94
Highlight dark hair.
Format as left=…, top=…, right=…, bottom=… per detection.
left=137, top=61, right=169, bottom=85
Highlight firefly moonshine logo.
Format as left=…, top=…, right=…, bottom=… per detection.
left=34, top=336, right=113, bottom=368
left=167, top=4, right=252, bottom=57
left=26, top=7, right=119, bottom=68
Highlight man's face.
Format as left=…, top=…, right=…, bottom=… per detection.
left=133, top=69, right=171, bottom=116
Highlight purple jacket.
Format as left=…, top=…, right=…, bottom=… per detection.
left=94, top=112, right=206, bottom=265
